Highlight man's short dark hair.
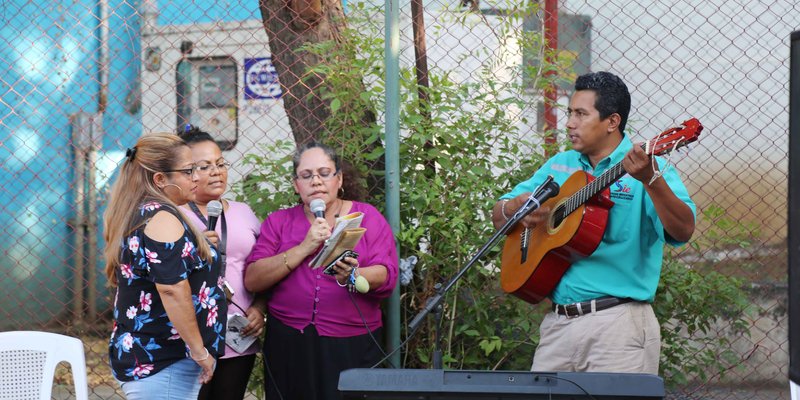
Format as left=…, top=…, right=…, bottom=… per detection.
left=575, top=71, right=631, bottom=134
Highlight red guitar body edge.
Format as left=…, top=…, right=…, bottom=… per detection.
left=509, top=187, right=613, bottom=305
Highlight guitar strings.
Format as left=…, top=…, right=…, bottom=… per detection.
left=562, top=130, right=688, bottom=221
left=648, top=136, right=685, bottom=185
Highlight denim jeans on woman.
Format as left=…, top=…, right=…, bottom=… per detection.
left=118, top=358, right=203, bottom=400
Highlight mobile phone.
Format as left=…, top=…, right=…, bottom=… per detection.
left=222, top=279, right=235, bottom=302
left=323, top=250, right=359, bottom=275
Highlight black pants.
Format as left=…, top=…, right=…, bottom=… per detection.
left=198, top=354, right=257, bottom=400
left=263, top=316, right=384, bottom=400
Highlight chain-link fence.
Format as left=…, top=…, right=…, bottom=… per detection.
left=1, top=0, right=796, bottom=398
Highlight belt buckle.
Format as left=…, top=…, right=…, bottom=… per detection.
left=564, top=303, right=579, bottom=319
left=562, top=301, right=590, bottom=318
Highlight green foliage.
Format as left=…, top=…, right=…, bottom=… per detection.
left=246, top=352, right=266, bottom=397
left=696, top=203, right=761, bottom=249
left=656, top=257, right=750, bottom=386
left=317, top=1, right=566, bottom=371
left=655, top=206, right=752, bottom=386
left=235, top=140, right=299, bottom=219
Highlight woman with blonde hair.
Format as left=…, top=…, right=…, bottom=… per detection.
left=104, top=133, right=227, bottom=399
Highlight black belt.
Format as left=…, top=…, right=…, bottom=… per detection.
left=552, top=296, right=633, bottom=317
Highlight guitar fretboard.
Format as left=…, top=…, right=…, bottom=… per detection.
left=553, top=142, right=647, bottom=224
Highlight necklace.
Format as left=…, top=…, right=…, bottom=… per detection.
left=333, top=199, right=344, bottom=218
left=308, top=199, right=344, bottom=220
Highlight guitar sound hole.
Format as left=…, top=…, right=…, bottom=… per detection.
left=552, top=206, right=566, bottom=228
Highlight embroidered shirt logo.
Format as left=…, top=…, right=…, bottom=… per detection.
left=611, top=180, right=634, bottom=201
left=613, top=180, right=631, bottom=193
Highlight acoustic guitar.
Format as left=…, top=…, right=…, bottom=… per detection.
left=500, top=118, right=703, bottom=304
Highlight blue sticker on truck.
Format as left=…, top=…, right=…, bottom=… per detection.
left=244, top=57, right=282, bottom=99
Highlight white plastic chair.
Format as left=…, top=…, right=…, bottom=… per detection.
left=0, top=331, right=89, bottom=400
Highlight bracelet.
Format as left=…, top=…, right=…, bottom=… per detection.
left=335, top=265, right=357, bottom=288
left=500, top=200, right=511, bottom=221
left=190, top=347, right=209, bottom=362
left=283, top=251, right=293, bottom=272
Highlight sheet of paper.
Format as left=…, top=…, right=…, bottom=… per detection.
left=225, top=313, right=257, bottom=353
left=310, top=212, right=364, bottom=268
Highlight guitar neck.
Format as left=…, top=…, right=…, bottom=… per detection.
left=562, top=143, right=646, bottom=216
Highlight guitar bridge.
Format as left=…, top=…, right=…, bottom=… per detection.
left=520, top=228, right=531, bottom=263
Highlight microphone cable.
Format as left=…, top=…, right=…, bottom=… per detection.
left=262, top=352, right=285, bottom=400
left=346, top=290, right=398, bottom=369
left=368, top=321, right=417, bottom=369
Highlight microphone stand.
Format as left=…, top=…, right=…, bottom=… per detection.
left=407, top=176, right=559, bottom=369
left=431, top=282, right=444, bottom=369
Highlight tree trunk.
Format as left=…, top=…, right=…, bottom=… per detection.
left=258, top=0, right=346, bottom=145
left=258, top=0, right=385, bottom=195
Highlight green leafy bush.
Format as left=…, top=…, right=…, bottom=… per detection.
left=656, top=203, right=754, bottom=386
left=656, top=254, right=750, bottom=386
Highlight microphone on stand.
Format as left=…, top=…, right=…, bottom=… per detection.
left=512, top=175, right=560, bottom=222
left=310, top=199, right=326, bottom=219
left=207, top=200, right=223, bottom=230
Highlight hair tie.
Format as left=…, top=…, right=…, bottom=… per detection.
left=184, top=124, right=193, bottom=133
left=125, top=147, right=137, bottom=161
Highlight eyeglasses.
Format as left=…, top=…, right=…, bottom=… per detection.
left=295, top=169, right=339, bottom=182
left=195, top=161, right=231, bottom=176
left=163, top=167, right=196, bottom=177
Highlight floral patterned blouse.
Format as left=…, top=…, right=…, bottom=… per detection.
left=108, top=200, right=227, bottom=381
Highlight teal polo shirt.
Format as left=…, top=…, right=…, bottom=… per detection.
left=501, top=136, right=696, bottom=304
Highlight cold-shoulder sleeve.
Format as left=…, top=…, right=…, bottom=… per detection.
left=123, top=202, right=209, bottom=285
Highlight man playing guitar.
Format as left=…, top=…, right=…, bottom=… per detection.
left=492, top=71, right=696, bottom=374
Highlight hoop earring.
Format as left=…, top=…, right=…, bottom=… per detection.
left=161, top=183, right=185, bottom=197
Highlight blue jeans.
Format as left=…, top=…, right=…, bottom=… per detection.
left=118, top=358, right=202, bottom=400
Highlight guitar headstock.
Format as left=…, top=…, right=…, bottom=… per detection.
left=646, top=118, right=703, bottom=156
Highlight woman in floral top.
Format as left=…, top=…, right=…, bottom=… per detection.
left=103, top=133, right=227, bottom=399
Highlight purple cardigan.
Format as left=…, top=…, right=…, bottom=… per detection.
left=246, top=201, right=398, bottom=337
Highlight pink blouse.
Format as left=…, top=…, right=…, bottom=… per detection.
left=182, top=200, right=261, bottom=358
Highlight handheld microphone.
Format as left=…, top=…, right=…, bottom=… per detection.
left=206, top=200, right=223, bottom=230
left=310, top=199, right=326, bottom=219
left=354, top=275, right=369, bottom=293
